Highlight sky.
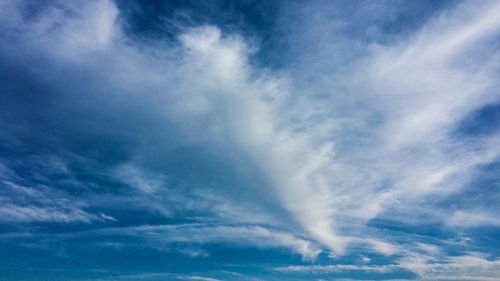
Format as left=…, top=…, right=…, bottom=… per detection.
left=0, top=0, right=499, bottom=280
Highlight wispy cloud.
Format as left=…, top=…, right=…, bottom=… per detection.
left=275, top=253, right=500, bottom=281
left=74, top=223, right=321, bottom=260
left=399, top=252, right=500, bottom=281
left=181, top=277, right=221, bottom=281
left=274, top=264, right=399, bottom=274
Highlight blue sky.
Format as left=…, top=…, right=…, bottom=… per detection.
left=0, top=0, right=499, bottom=280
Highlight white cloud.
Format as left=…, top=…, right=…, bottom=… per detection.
left=178, top=248, right=210, bottom=258
left=145, top=224, right=322, bottom=260
left=99, top=213, right=117, bottom=222
left=174, top=25, right=348, bottom=254
left=398, top=252, right=500, bottom=281
left=114, top=164, right=167, bottom=193
left=270, top=0, right=500, bottom=252
left=274, top=264, right=399, bottom=274
left=0, top=177, right=96, bottom=223
left=0, top=202, right=94, bottom=223
left=275, top=253, right=500, bottom=281
left=181, top=277, right=221, bottom=281
left=64, top=223, right=321, bottom=260
left=447, top=210, right=500, bottom=227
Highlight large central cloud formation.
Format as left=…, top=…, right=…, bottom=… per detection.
left=1, top=0, right=500, bottom=280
